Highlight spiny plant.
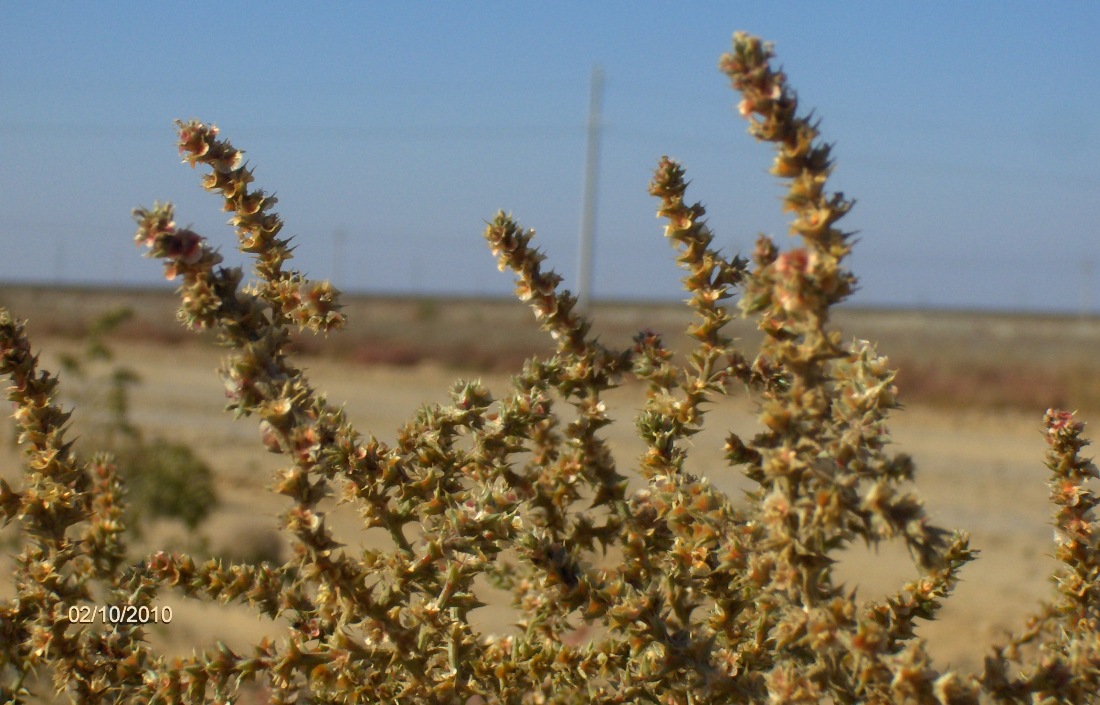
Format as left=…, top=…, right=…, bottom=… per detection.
left=1, top=31, right=1098, bottom=705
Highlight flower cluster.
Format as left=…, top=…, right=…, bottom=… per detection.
left=1, top=30, right=1097, bottom=705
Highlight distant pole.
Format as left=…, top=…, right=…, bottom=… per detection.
left=1081, top=256, right=1094, bottom=318
left=576, top=65, right=604, bottom=314
left=333, top=228, right=346, bottom=288
left=54, top=232, right=65, bottom=283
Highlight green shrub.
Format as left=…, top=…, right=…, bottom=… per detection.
left=57, top=308, right=219, bottom=536
left=0, top=31, right=1097, bottom=705
left=57, top=307, right=141, bottom=448
left=111, top=439, right=218, bottom=533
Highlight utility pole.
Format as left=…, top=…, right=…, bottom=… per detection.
left=1081, top=256, right=1094, bottom=318
left=332, top=228, right=346, bottom=289
left=576, top=65, right=604, bottom=314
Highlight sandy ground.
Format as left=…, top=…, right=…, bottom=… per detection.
left=0, top=331, right=1077, bottom=679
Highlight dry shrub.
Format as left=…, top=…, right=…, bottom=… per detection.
left=1, top=31, right=1097, bottom=705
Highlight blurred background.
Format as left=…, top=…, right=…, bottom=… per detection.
left=2, top=2, right=1098, bottom=312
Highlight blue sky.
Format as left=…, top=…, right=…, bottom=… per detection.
left=3, top=3, right=1098, bottom=312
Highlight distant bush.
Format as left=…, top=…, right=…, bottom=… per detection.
left=111, top=438, right=217, bottom=534
left=56, top=307, right=141, bottom=448
left=210, top=519, right=285, bottom=569
left=1, top=31, right=1097, bottom=705
left=56, top=307, right=218, bottom=538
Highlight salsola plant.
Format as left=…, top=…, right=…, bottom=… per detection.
left=1, top=31, right=1098, bottom=705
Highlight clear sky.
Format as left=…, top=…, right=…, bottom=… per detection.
left=3, top=3, right=1098, bottom=313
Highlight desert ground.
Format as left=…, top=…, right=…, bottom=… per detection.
left=3, top=285, right=1100, bottom=678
